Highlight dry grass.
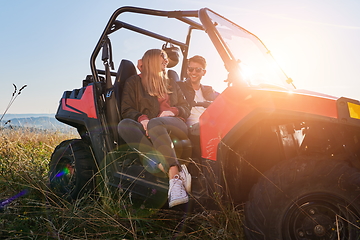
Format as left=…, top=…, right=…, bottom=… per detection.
left=0, top=128, right=245, bottom=239
left=0, top=128, right=76, bottom=194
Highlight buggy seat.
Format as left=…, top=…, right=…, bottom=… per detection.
left=113, top=59, right=192, bottom=160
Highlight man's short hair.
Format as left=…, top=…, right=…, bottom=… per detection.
left=188, top=55, right=206, bottom=69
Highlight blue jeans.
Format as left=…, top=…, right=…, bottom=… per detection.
left=117, top=117, right=188, bottom=172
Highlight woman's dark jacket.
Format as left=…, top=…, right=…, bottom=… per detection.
left=121, top=74, right=190, bottom=121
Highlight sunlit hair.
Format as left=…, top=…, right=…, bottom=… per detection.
left=141, top=49, right=171, bottom=98
left=188, top=55, right=207, bottom=69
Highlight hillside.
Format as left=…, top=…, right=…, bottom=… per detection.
left=2, top=113, right=55, bottom=120
left=1, top=114, right=75, bottom=132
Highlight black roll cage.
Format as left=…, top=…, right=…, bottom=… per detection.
left=90, top=6, right=208, bottom=83
left=89, top=6, right=293, bottom=91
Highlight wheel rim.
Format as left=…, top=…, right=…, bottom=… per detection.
left=282, top=193, right=360, bottom=240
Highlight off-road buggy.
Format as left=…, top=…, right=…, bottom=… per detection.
left=49, top=6, right=360, bottom=239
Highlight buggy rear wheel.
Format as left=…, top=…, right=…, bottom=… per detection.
left=244, top=157, right=360, bottom=240
left=49, top=139, right=96, bottom=201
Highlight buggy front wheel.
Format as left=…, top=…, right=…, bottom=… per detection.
left=49, top=139, right=97, bottom=201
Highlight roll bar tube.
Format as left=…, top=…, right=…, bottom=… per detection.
left=90, top=6, right=202, bottom=83
left=112, top=21, right=188, bottom=48
left=198, top=8, right=235, bottom=72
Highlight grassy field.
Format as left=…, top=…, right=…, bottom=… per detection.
left=0, top=128, right=245, bottom=239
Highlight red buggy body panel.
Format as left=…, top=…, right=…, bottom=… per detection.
left=60, top=85, right=98, bottom=119
left=200, top=86, right=339, bottom=160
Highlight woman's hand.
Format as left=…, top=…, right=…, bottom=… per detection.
left=159, top=111, right=175, bottom=117
left=140, top=119, right=149, bottom=136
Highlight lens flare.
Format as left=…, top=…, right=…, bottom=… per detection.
left=0, top=189, right=29, bottom=209
left=55, top=166, right=71, bottom=178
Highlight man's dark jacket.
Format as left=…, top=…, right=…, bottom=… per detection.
left=177, top=79, right=219, bottom=108
left=121, top=75, right=190, bottom=121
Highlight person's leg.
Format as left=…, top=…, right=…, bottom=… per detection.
left=117, top=118, right=160, bottom=170
left=147, top=117, right=190, bottom=207
left=188, top=122, right=201, bottom=161
left=147, top=117, right=188, bottom=174
left=117, top=118, right=146, bottom=145
left=188, top=122, right=200, bottom=136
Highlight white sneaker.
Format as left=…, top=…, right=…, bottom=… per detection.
left=179, top=164, right=191, bottom=193
left=168, top=175, right=189, bottom=208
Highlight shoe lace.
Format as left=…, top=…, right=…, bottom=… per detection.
left=169, top=176, right=185, bottom=199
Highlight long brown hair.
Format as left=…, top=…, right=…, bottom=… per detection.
left=141, top=49, right=171, bottom=98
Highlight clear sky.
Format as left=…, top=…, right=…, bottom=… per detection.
left=1, top=0, right=360, bottom=114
